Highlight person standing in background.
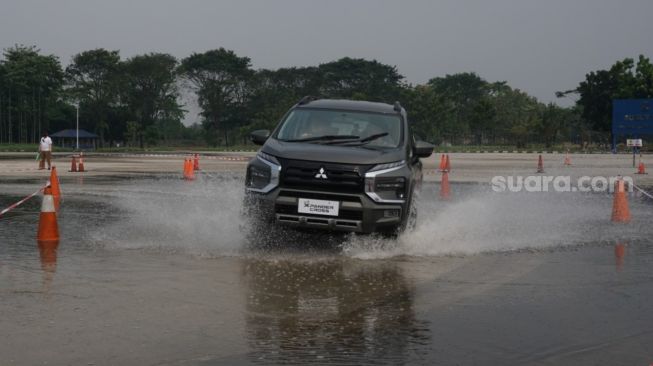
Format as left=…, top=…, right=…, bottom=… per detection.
left=38, top=131, right=53, bottom=170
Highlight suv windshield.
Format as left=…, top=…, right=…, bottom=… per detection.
left=276, top=109, right=402, bottom=148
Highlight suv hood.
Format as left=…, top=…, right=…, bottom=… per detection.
left=262, top=138, right=405, bottom=165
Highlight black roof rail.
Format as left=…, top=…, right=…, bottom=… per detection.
left=393, top=101, right=402, bottom=112
left=298, top=96, right=318, bottom=105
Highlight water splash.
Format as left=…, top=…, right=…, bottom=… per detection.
left=91, top=174, right=247, bottom=256
left=343, top=186, right=653, bottom=259
left=89, top=175, right=652, bottom=259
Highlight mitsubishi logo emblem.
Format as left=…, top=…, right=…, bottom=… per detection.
left=315, top=167, right=328, bottom=179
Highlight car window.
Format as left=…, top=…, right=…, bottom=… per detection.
left=276, top=109, right=402, bottom=147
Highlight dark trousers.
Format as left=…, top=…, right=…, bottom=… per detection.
left=39, top=151, right=52, bottom=169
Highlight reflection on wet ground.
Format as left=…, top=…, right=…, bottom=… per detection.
left=242, top=259, right=430, bottom=365
left=1, top=174, right=652, bottom=365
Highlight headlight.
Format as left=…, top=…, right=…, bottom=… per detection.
left=367, top=160, right=405, bottom=173
left=246, top=152, right=281, bottom=193
left=257, top=151, right=280, bottom=165
left=365, top=161, right=407, bottom=203
left=247, top=164, right=272, bottom=190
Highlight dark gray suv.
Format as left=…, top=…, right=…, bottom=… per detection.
left=244, top=97, right=433, bottom=234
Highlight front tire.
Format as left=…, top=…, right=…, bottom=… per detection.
left=398, top=191, right=418, bottom=234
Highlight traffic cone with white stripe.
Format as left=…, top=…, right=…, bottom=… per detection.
left=37, top=187, right=59, bottom=242
left=49, top=167, right=61, bottom=211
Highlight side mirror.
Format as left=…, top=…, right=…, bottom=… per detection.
left=250, top=129, right=271, bottom=146
left=414, top=140, right=434, bottom=158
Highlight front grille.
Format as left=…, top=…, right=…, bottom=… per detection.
left=275, top=204, right=363, bottom=220
left=279, top=158, right=371, bottom=193
left=278, top=190, right=361, bottom=203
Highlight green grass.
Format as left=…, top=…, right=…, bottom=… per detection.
left=0, top=144, right=74, bottom=152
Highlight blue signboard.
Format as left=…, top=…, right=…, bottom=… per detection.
left=612, top=99, right=653, bottom=149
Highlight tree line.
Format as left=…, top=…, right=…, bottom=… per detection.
left=1, top=45, right=651, bottom=148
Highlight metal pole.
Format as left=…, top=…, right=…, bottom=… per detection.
left=76, top=103, right=79, bottom=150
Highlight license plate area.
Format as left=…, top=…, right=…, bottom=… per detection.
left=297, top=198, right=340, bottom=217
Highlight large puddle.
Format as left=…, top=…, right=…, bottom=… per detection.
left=1, top=174, right=652, bottom=365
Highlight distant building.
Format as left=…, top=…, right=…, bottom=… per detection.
left=50, top=129, right=99, bottom=150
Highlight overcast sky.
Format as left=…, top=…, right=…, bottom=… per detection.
left=2, top=0, right=653, bottom=122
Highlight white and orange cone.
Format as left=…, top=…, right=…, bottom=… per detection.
left=37, top=187, right=60, bottom=242
left=49, top=166, right=61, bottom=211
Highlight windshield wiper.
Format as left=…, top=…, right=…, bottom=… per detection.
left=359, top=132, right=389, bottom=143
left=327, top=132, right=389, bottom=145
left=282, top=135, right=359, bottom=143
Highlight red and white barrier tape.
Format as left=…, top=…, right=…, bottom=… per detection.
left=0, top=181, right=50, bottom=218
left=633, top=184, right=653, bottom=200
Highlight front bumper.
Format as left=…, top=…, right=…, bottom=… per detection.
left=245, top=188, right=403, bottom=233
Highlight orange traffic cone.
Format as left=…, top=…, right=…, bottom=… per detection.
left=438, top=154, right=446, bottom=172
left=611, top=179, right=631, bottom=223
left=187, top=158, right=195, bottom=180
left=78, top=152, right=85, bottom=172
left=636, top=161, right=647, bottom=174
left=440, top=171, right=451, bottom=200
left=536, top=154, right=545, bottom=173
left=564, top=151, right=571, bottom=166
left=193, top=153, right=200, bottom=171
left=183, top=158, right=195, bottom=180
left=37, top=187, right=59, bottom=242
left=444, top=154, right=451, bottom=172
left=49, top=166, right=61, bottom=211
left=69, top=156, right=78, bottom=172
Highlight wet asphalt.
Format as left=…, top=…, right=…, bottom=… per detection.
left=1, top=173, right=652, bottom=365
